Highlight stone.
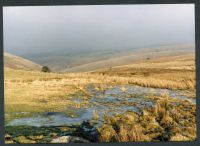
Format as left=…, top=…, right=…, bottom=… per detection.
left=51, top=136, right=70, bottom=143
left=14, top=136, right=36, bottom=143
left=5, top=134, right=12, bottom=139
left=70, top=136, right=90, bottom=143
left=5, top=140, right=15, bottom=144
left=51, top=136, right=89, bottom=143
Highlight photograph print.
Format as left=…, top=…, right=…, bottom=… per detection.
left=3, top=4, right=196, bottom=143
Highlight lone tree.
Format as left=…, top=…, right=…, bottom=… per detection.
left=41, top=66, right=51, bottom=73
left=146, top=57, right=150, bottom=61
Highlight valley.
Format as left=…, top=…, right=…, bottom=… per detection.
left=16, top=43, right=195, bottom=72
left=4, top=45, right=196, bottom=143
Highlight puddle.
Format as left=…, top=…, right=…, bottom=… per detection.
left=7, top=108, right=94, bottom=127
left=7, top=84, right=196, bottom=127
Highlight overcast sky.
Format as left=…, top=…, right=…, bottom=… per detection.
left=3, top=4, right=195, bottom=55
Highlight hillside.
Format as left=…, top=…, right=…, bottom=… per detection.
left=63, top=44, right=195, bottom=73
left=4, top=44, right=195, bottom=73
left=19, top=44, right=194, bottom=72
left=4, top=51, right=196, bottom=143
left=4, top=52, right=42, bottom=71
left=92, top=53, right=195, bottom=77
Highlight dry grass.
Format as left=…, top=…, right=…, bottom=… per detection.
left=97, top=92, right=196, bottom=142
left=98, top=123, right=150, bottom=142
left=154, top=92, right=169, bottom=123
left=170, top=134, right=191, bottom=141
left=4, top=52, right=41, bottom=71
left=4, top=54, right=196, bottom=123
left=94, top=54, right=196, bottom=90
left=117, top=124, right=150, bottom=142
left=92, top=110, right=99, bottom=120
left=5, top=54, right=196, bottom=88
left=98, top=112, right=150, bottom=142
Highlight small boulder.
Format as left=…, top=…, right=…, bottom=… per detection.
left=5, top=134, right=12, bottom=140
left=5, top=140, right=15, bottom=144
left=51, top=136, right=70, bottom=143
left=51, top=136, right=89, bottom=143
left=14, top=136, right=36, bottom=143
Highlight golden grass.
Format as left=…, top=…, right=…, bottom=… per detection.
left=117, top=124, right=150, bottom=142
left=97, top=92, right=196, bottom=142
left=4, top=54, right=196, bottom=123
left=170, top=134, right=191, bottom=141
left=94, top=54, right=196, bottom=90
left=98, top=111, right=148, bottom=142
left=154, top=92, right=169, bottom=123
left=4, top=52, right=41, bottom=71
left=98, top=123, right=150, bottom=142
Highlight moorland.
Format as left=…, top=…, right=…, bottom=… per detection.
left=4, top=44, right=196, bottom=143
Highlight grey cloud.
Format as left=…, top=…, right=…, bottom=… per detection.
left=3, top=4, right=195, bottom=55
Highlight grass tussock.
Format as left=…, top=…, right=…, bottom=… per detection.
left=154, top=92, right=170, bottom=123
left=97, top=92, right=196, bottom=142
left=98, top=115, right=150, bottom=142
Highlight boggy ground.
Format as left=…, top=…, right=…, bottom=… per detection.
left=5, top=92, right=196, bottom=143
left=97, top=93, right=196, bottom=142
left=4, top=54, right=196, bottom=143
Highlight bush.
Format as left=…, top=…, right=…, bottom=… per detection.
left=41, top=66, right=51, bottom=73
left=146, top=57, right=150, bottom=61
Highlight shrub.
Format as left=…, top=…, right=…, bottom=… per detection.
left=41, top=66, right=51, bottom=73
left=146, top=57, right=150, bottom=61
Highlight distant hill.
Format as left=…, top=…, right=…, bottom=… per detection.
left=92, top=53, right=195, bottom=76
left=62, top=44, right=195, bottom=73
left=20, top=43, right=194, bottom=72
left=20, top=47, right=138, bottom=72
left=4, top=52, right=42, bottom=71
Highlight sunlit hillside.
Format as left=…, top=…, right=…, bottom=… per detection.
left=4, top=52, right=42, bottom=71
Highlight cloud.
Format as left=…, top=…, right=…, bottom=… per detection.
left=3, top=4, right=195, bottom=55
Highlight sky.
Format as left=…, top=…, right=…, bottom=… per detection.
left=3, top=4, right=195, bottom=56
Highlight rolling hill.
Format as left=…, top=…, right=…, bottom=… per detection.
left=63, top=44, right=195, bottom=73
left=4, top=43, right=195, bottom=73
left=4, top=52, right=42, bottom=71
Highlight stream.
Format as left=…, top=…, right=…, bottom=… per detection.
left=6, top=85, right=196, bottom=127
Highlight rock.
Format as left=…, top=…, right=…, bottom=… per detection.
left=5, top=134, right=12, bottom=140
left=14, top=136, right=36, bottom=143
left=27, top=135, right=44, bottom=140
left=70, top=136, right=90, bottom=143
left=51, top=136, right=89, bottom=143
left=5, top=140, right=15, bottom=144
left=51, top=136, right=70, bottom=143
